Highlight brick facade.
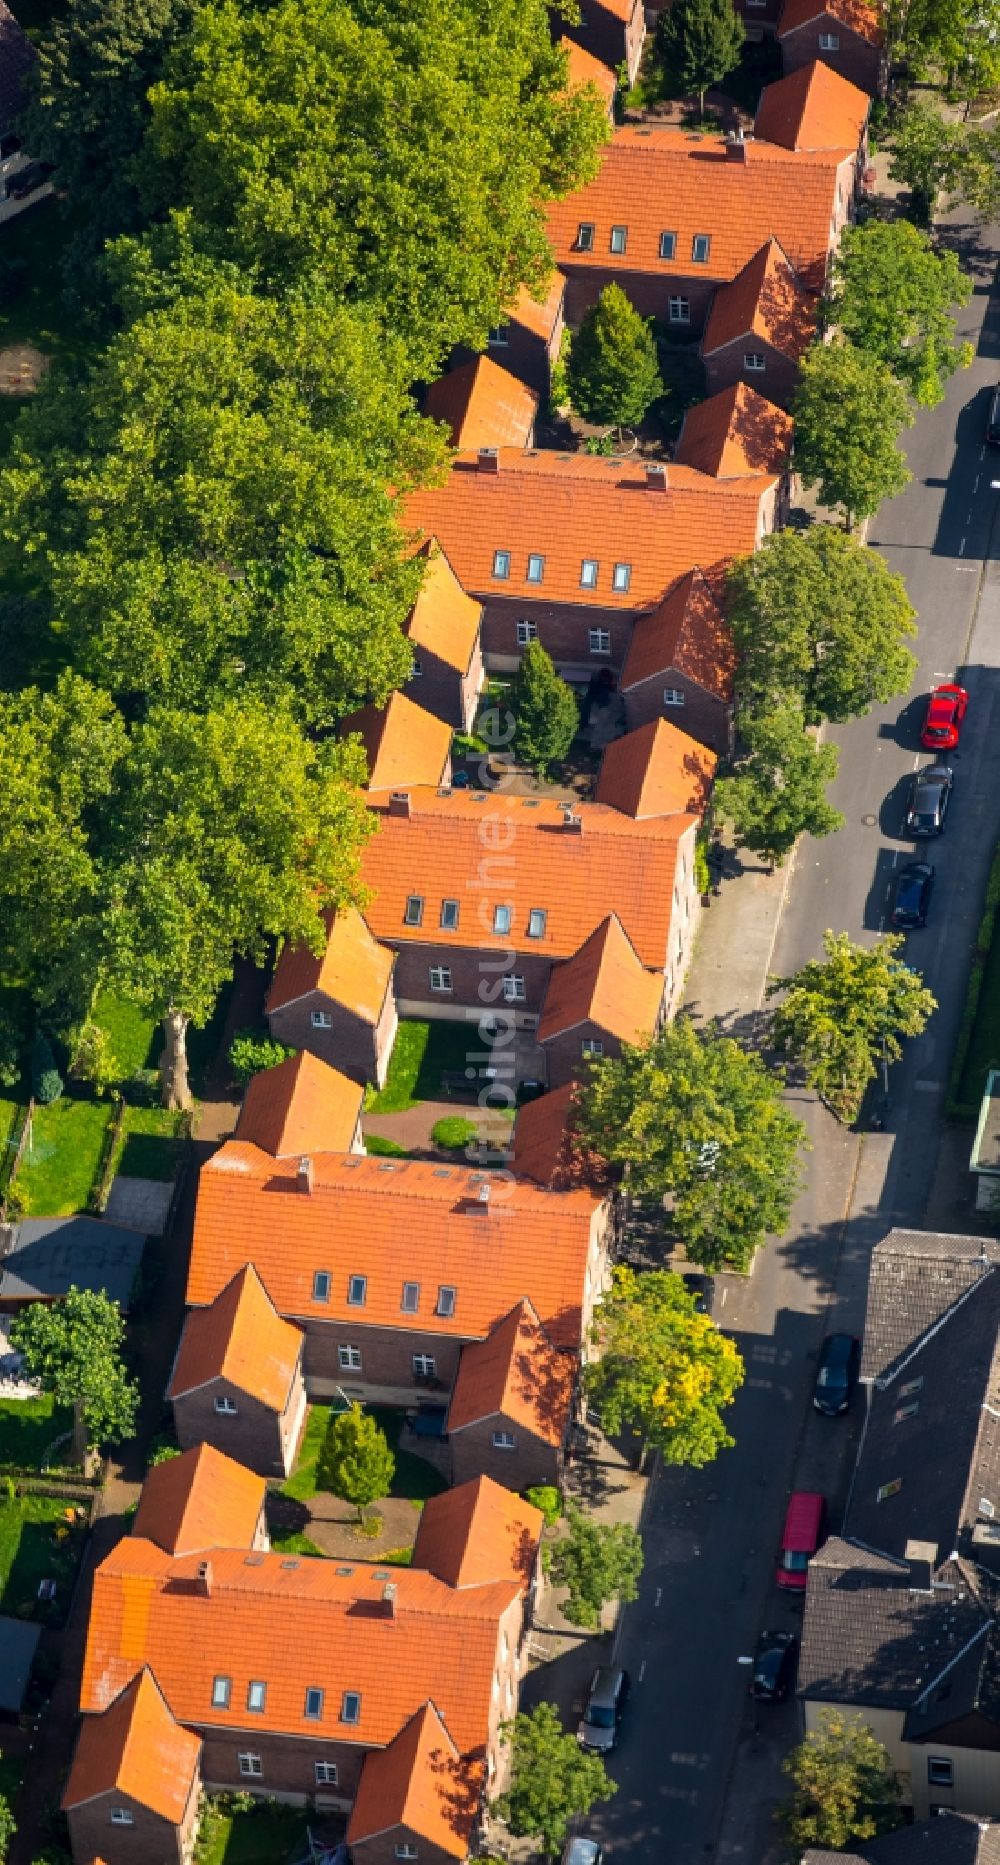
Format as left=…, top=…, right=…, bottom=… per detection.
left=403, top=634, right=484, bottom=733
left=454, top=300, right=565, bottom=399
left=779, top=17, right=884, bottom=92
left=621, top=668, right=732, bottom=755
left=389, top=941, right=553, bottom=1028
left=67, top=1778, right=200, bottom=1865
left=561, top=262, right=718, bottom=335
left=554, top=0, right=646, bottom=83
left=300, top=1317, right=466, bottom=1404
left=352, top=1830, right=469, bottom=1865
left=450, top=1413, right=565, bottom=1491
left=480, top=592, right=633, bottom=679
left=541, top=1003, right=666, bottom=1091
left=172, top=1366, right=307, bottom=1480
left=268, top=981, right=397, bottom=1090
left=200, top=1728, right=366, bottom=1809
left=702, top=334, right=803, bottom=407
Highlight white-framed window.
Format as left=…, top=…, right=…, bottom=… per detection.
left=429, top=967, right=453, bottom=992
left=110, top=1809, right=134, bottom=1827
left=527, top=908, right=547, bottom=939
left=212, top=1675, right=231, bottom=1708
left=669, top=296, right=690, bottom=324
left=582, top=1039, right=604, bottom=1058
left=744, top=352, right=766, bottom=372
left=440, top=898, right=460, bottom=930
left=659, top=230, right=677, bottom=260
left=492, top=1430, right=517, bottom=1450
left=493, top=904, right=512, bottom=935
left=313, top=1270, right=331, bottom=1303
left=413, top=1354, right=437, bottom=1378
left=401, top=1281, right=420, bottom=1313
left=818, top=30, right=839, bottom=45
left=348, top=1274, right=367, bottom=1307
left=341, top=1691, right=362, bottom=1724
left=315, top=1761, right=339, bottom=1787
left=247, top=1681, right=267, bottom=1713
left=516, top=619, right=537, bottom=645
left=928, top=1758, right=954, bottom=1787
left=304, top=1688, right=324, bottom=1720
left=238, top=1754, right=263, bottom=1779
left=576, top=222, right=595, bottom=251
left=339, top=1344, right=362, bottom=1371
left=214, top=1394, right=238, bottom=1415
left=610, top=224, right=627, bottom=254
left=395, top=1848, right=419, bottom=1862
left=310, top=1008, right=333, bottom=1029
left=488, top=326, right=509, bottom=347
left=692, top=234, right=711, bottom=263
left=663, top=687, right=685, bottom=707
left=493, top=549, right=511, bottom=580
left=437, top=1286, right=457, bottom=1317
left=589, top=629, right=611, bottom=654
left=612, top=563, right=631, bottom=592
left=526, top=554, right=545, bottom=584
left=404, top=895, right=424, bottom=927
left=503, top=975, right=526, bottom=1001
left=580, top=559, right=599, bottom=589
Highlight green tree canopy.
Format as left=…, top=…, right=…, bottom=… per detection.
left=1, top=257, right=445, bottom=720
left=497, top=1703, right=616, bottom=1856
left=713, top=706, right=844, bottom=868
left=575, top=1020, right=806, bottom=1272
left=140, top=0, right=609, bottom=379
left=658, top=0, right=744, bottom=115
left=585, top=1267, right=744, bottom=1462
left=792, top=341, right=913, bottom=529
left=768, top=930, right=937, bottom=1123
left=887, top=101, right=992, bottom=223
left=99, top=698, right=373, bottom=1106
left=727, top=525, right=917, bottom=727
left=0, top=1790, right=14, bottom=1864
left=566, top=283, right=663, bottom=430
left=782, top=1712, right=903, bottom=1850
left=317, top=1403, right=395, bottom=1522
left=546, top=1503, right=645, bottom=1627
left=512, top=640, right=579, bottom=774
left=10, top=1287, right=139, bottom=1466
left=827, top=220, right=973, bottom=408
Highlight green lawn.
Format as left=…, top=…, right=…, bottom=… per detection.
left=91, top=991, right=158, bottom=1078
left=197, top=1804, right=310, bottom=1865
left=0, top=1095, right=19, bottom=1163
left=282, top=1404, right=447, bottom=1506
left=17, top=1095, right=112, bottom=1215
left=364, top=1133, right=410, bottom=1157
left=116, top=1105, right=187, bottom=1180
left=269, top=1528, right=325, bottom=1558
left=366, top=1019, right=480, bottom=1113
left=0, top=1490, right=84, bottom=1626
left=0, top=1393, right=74, bottom=1471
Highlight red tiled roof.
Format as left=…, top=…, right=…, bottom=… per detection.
left=404, top=449, right=772, bottom=612
left=507, top=276, right=565, bottom=343
left=779, top=0, right=883, bottom=43
left=132, top=1444, right=265, bottom=1556
left=236, top=1050, right=362, bottom=1158
left=620, top=569, right=736, bottom=700
left=564, top=39, right=618, bottom=108
left=187, top=1147, right=601, bottom=1346
left=596, top=718, right=717, bottom=819
left=62, top=1669, right=200, bottom=1824
left=266, top=907, right=394, bottom=1025
left=702, top=238, right=817, bottom=359
left=423, top=357, right=538, bottom=452
left=167, top=1263, right=303, bottom=1412
left=546, top=127, right=850, bottom=289
left=359, top=785, right=696, bottom=970
left=510, top=1083, right=613, bottom=1192
left=81, top=1537, right=520, bottom=1756
left=341, top=691, right=452, bottom=793
left=412, top=1476, right=543, bottom=1589
left=405, top=540, right=483, bottom=675
left=537, top=914, right=663, bottom=1046
left=447, top=1301, right=576, bottom=1447
left=348, top=1705, right=482, bottom=1859
left=755, top=60, right=870, bottom=150
left=674, top=383, right=795, bottom=479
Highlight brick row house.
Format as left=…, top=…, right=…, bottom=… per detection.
left=551, top=0, right=646, bottom=89
left=63, top=1443, right=546, bottom=1865
left=777, top=0, right=885, bottom=95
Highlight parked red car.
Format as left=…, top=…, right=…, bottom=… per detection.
left=776, top=1492, right=826, bottom=1591
left=920, top=684, right=969, bottom=751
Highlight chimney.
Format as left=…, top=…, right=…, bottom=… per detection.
left=726, top=126, right=747, bottom=160
left=645, top=463, right=668, bottom=492
left=297, top=1155, right=313, bottom=1195
left=477, top=447, right=500, bottom=475
left=561, top=805, right=584, bottom=834
left=383, top=1581, right=398, bottom=1616
left=478, top=1180, right=491, bottom=1205
left=905, top=1538, right=938, bottom=1592
left=388, top=790, right=412, bottom=818
left=197, top=1560, right=213, bottom=1597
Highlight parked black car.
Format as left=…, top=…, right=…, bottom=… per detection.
left=814, top=1333, right=861, bottom=1416
left=988, top=383, right=1000, bottom=446
left=890, top=861, right=934, bottom=929
left=904, top=764, right=952, bottom=838
left=751, top=1630, right=799, bottom=1703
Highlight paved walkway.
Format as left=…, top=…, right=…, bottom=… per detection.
left=364, top=1099, right=514, bottom=1153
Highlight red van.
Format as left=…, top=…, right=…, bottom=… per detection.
left=776, top=1492, right=826, bottom=1591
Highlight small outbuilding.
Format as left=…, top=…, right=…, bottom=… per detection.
left=0, top=1217, right=146, bottom=1311
left=0, top=1613, right=41, bottom=1714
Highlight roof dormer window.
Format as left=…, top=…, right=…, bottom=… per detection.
left=612, top=563, right=631, bottom=592
left=527, top=909, right=547, bottom=939
left=659, top=231, right=677, bottom=260
left=526, top=553, right=545, bottom=583
left=492, top=550, right=511, bottom=580
left=493, top=905, right=512, bottom=934
left=341, top=1692, right=362, bottom=1724
left=692, top=234, right=711, bottom=263
left=576, top=222, right=595, bottom=252
left=580, top=560, right=599, bottom=589
left=404, top=895, right=424, bottom=927
left=610, top=225, right=627, bottom=254
left=440, top=899, right=460, bottom=930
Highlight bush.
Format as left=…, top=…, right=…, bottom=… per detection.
left=695, top=835, right=712, bottom=897
left=0, top=1010, right=21, bottom=1089
left=147, top=1435, right=181, bottom=1468
left=524, top=1484, right=562, bottom=1527
left=430, top=1115, right=479, bottom=1150
left=229, top=1030, right=294, bottom=1086
left=30, top=1035, right=63, bottom=1104
left=69, top=1022, right=119, bottom=1097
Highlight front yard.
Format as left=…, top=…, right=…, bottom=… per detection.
left=272, top=1404, right=446, bottom=1562
left=366, top=1019, right=477, bottom=1114
left=282, top=1404, right=447, bottom=1506
left=197, top=1801, right=311, bottom=1865
left=0, top=1488, right=86, bottom=1627
left=0, top=1393, right=73, bottom=1471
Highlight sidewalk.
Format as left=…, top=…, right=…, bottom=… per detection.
left=684, top=846, right=795, bottom=1031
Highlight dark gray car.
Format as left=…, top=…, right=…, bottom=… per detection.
left=577, top=1666, right=630, bottom=1752
left=904, top=763, right=952, bottom=838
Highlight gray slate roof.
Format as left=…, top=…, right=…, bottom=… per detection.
left=0, top=1, right=35, bottom=135
left=0, top=1215, right=146, bottom=1306
left=803, top=1816, right=1000, bottom=1865
left=861, top=1230, right=1000, bottom=1382
left=0, top=1613, right=40, bottom=1711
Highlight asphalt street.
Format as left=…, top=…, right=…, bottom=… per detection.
left=578, top=210, right=1000, bottom=1865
